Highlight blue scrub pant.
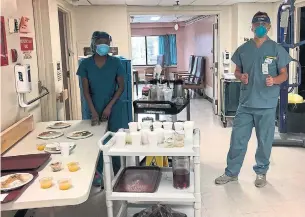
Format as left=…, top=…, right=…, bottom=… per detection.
left=225, top=106, right=276, bottom=177
left=96, top=100, right=123, bottom=176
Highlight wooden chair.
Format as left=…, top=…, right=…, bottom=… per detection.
left=144, top=55, right=165, bottom=81
left=172, top=55, right=196, bottom=82
left=182, top=56, right=206, bottom=96
left=144, top=67, right=155, bottom=81
left=176, top=56, right=198, bottom=83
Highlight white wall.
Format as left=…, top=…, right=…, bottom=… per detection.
left=73, top=6, right=130, bottom=58
left=236, top=3, right=277, bottom=45
left=0, top=0, right=41, bottom=131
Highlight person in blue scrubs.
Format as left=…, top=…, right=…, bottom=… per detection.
left=77, top=31, right=125, bottom=186
left=215, top=12, right=292, bottom=188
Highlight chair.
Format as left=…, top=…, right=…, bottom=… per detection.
left=183, top=56, right=206, bottom=96
left=144, top=55, right=165, bottom=81
left=177, top=56, right=198, bottom=83
left=172, top=55, right=196, bottom=81
left=144, top=67, right=155, bottom=81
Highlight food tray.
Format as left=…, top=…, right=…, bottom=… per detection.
left=1, top=153, right=51, bottom=172
left=1, top=171, right=38, bottom=203
left=113, top=166, right=161, bottom=193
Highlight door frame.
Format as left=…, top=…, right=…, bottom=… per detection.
left=57, top=3, right=79, bottom=120
left=32, top=0, right=57, bottom=122
left=58, top=7, right=73, bottom=120
left=33, top=0, right=80, bottom=121
left=212, top=15, right=219, bottom=115
left=127, top=9, right=222, bottom=115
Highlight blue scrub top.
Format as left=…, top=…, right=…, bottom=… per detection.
left=232, top=38, right=292, bottom=108
left=77, top=55, right=125, bottom=114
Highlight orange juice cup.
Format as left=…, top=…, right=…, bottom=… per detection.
left=40, top=177, right=53, bottom=189
left=36, top=143, right=46, bottom=151
left=58, top=179, right=72, bottom=190
left=67, top=162, right=80, bottom=172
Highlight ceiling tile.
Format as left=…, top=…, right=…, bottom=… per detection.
left=87, top=0, right=126, bottom=4
left=70, top=0, right=91, bottom=5
left=158, top=0, right=194, bottom=6
left=255, top=0, right=278, bottom=2
left=220, top=0, right=256, bottom=5
left=191, top=0, right=227, bottom=5
left=126, top=0, right=160, bottom=5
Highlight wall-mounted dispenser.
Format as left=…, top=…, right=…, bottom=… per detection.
left=15, top=64, right=49, bottom=107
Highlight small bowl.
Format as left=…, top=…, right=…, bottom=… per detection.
left=50, top=162, right=62, bottom=172
left=39, top=177, right=53, bottom=189
left=58, top=178, right=72, bottom=190
left=67, top=162, right=80, bottom=172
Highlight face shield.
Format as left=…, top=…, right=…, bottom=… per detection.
left=90, top=31, right=112, bottom=54
left=251, top=16, right=271, bottom=38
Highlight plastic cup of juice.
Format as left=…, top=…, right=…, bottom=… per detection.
left=36, top=143, right=46, bottom=151
left=58, top=179, right=72, bottom=190
left=67, top=162, right=80, bottom=172
left=39, top=177, right=53, bottom=189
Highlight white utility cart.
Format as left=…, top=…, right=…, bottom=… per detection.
left=98, top=129, right=201, bottom=217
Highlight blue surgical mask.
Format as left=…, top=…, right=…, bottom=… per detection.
left=254, top=25, right=267, bottom=38
left=96, top=44, right=110, bottom=56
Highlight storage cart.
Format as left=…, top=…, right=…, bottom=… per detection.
left=98, top=129, right=201, bottom=217
left=220, top=78, right=241, bottom=127
left=133, top=98, right=191, bottom=122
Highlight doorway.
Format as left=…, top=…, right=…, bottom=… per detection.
left=298, top=7, right=305, bottom=98
left=58, top=9, right=72, bottom=120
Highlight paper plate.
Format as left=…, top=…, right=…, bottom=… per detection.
left=37, top=131, right=64, bottom=140
left=1, top=173, right=34, bottom=192
left=48, top=122, right=71, bottom=129
left=44, top=142, right=76, bottom=154
left=66, top=131, right=93, bottom=140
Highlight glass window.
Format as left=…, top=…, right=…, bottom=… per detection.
left=146, top=36, right=159, bottom=65
left=131, top=36, right=146, bottom=65
left=131, top=35, right=177, bottom=66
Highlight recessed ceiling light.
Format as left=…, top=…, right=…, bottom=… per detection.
left=150, top=16, right=161, bottom=21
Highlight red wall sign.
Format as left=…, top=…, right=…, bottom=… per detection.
left=20, top=37, right=33, bottom=51
left=1, top=16, right=9, bottom=66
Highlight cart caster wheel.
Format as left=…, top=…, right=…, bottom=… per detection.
left=223, top=122, right=227, bottom=128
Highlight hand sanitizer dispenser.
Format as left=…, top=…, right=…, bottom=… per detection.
left=15, top=64, right=32, bottom=93
left=14, top=64, right=49, bottom=108
left=222, top=51, right=230, bottom=72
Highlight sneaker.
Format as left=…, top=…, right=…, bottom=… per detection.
left=93, top=173, right=103, bottom=187
left=255, top=174, right=267, bottom=188
left=215, top=174, right=238, bottom=185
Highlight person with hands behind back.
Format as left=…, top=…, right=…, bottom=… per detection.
left=215, top=12, right=292, bottom=188
left=77, top=31, right=125, bottom=186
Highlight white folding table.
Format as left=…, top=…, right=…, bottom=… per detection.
left=1, top=120, right=107, bottom=216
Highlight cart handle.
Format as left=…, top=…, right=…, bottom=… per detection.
left=97, top=131, right=116, bottom=151
left=133, top=100, right=176, bottom=108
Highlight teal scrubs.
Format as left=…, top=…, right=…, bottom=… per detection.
left=225, top=38, right=292, bottom=176
left=77, top=55, right=125, bottom=175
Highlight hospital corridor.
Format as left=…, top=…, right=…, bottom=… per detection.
left=1, top=0, right=305, bottom=217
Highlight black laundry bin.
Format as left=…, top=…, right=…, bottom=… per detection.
left=286, top=102, right=305, bottom=133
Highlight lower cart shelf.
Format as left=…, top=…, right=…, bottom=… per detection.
left=111, top=170, right=195, bottom=202
left=117, top=204, right=195, bottom=217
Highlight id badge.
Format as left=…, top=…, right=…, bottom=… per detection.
left=262, top=63, right=268, bottom=75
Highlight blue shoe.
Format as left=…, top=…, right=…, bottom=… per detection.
left=93, top=175, right=103, bottom=187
